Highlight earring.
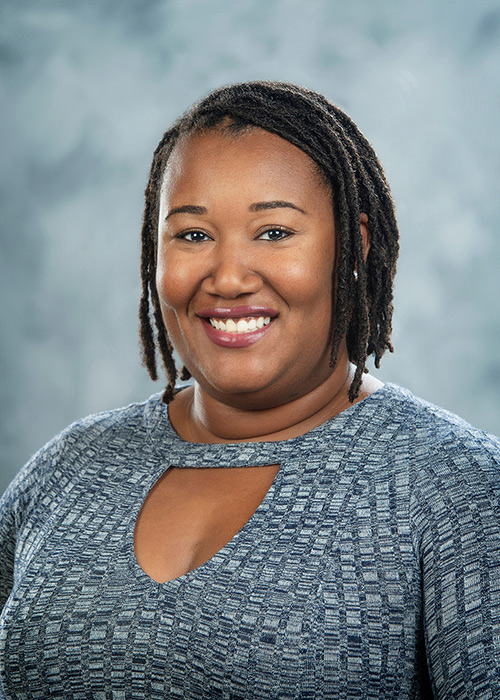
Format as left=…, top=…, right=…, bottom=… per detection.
left=353, top=270, right=358, bottom=281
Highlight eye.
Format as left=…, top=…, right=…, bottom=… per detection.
left=176, top=230, right=211, bottom=243
left=257, top=228, right=293, bottom=242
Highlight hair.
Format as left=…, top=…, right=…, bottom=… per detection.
left=139, top=81, right=399, bottom=403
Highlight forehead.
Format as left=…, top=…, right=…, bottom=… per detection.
left=161, top=127, right=330, bottom=200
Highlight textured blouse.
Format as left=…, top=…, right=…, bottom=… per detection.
left=1, top=384, right=499, bottom=699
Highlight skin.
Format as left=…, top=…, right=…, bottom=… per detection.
left=134, top=127, right=382, bottom=582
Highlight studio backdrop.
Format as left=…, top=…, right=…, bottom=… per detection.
left=1, top=0, right=499, bottom=491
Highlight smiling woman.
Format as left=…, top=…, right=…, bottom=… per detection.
left=1, top=81, right=500, bottom=700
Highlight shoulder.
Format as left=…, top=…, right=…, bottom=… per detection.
left=0, top=393, right=164, bottom=519
left=373, top=383, right=500, bottom=464
left=376, top=385, right=500, bottom=548
left=337, top=383, right=500, bottom=475
left=350, top=384, right=500, bottom=528
left=387, top=383, right=499, bottom=491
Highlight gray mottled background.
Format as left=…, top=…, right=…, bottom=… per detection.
left=1, top=0, right=500, bottom=492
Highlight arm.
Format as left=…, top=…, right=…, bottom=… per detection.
left=0, top=487, right=16, bottom=611
left=412, top=431, right=500, bottom=698
left=0, top=433, right=66, bottom=612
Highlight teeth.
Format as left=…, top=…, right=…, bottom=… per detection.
left=209, top=316, right=271, bottom=333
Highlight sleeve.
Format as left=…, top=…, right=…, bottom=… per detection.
left=0, top=432, right=67, bottom=612
left=0, top=486, right=17, bottom=611
left=0, top=406, right=129, bottom=614
left=411, top=431, right=500, bottom=699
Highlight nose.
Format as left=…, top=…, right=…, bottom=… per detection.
left=201, top=244, right=263, bottom=299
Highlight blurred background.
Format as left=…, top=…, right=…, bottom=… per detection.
left=1, top=0, right=500, bottom=491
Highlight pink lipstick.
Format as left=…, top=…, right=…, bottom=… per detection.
left=197, top=306, right=277, bottom=348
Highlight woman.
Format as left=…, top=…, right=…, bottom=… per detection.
left=1, top=81, right=499, bottom=699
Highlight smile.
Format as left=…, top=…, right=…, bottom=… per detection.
left=198, top=308, right=276, bottom=348
left=208, top=316, right=271, bottom=333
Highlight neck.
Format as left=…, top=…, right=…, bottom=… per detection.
left=168, top=361, right=383, bottom=443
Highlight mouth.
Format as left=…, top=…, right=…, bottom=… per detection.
left=197, top=307, right=277, bottom=347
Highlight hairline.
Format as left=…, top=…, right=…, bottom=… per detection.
left=159, top=118, right=333, bottom=198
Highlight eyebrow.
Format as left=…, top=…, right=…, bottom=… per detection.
left=249, top=201, right=307, bottom=215
left=165, top=205, right=208, bottom=220
left=165, top=200, right=307, bottom=221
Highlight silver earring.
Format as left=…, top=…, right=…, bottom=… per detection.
left=353, top=270, right=358, bottom=281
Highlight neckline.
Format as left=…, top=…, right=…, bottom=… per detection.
left=133, top=382, right=411, bottom=587
left=145, top=383, right=406, bottom=466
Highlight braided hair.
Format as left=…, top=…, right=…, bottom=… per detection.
left=139, top=81, right=399, bottom=403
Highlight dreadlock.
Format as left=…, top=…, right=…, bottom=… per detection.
left=139, top=81, right=399, bottom=403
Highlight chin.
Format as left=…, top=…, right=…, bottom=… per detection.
left=201, top=377, right=272, bottom=400
left=190, top=357, right=276, bottom=394
left=193, top=371, right=280, bottom=406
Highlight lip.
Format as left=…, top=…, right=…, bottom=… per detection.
left=200, top=318, right=275, bottom=347
left=196, top=306, right=278, bottom=319
left=196, top=306, right=278, bottom=348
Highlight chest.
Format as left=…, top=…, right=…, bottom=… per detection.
left=133, top=464, right=279, bottom=582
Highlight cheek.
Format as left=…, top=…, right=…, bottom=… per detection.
left=283, top=254, right=333, bottom=309
left=155, top=266, right=175, bottom=310
left=155, top=251, right=192, bottom=311
left=154, top=272, right=188, bottom=355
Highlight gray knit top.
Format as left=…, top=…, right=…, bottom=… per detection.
left=1, top=384, right=500, bottom=699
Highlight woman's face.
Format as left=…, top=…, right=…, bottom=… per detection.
left=156, top=126, right=339, bottom=408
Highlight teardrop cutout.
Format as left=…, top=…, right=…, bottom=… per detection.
left=134, top=464, right=280, bottom=583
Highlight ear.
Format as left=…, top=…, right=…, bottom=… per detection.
left=359, top=213, right=370, bottom=262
